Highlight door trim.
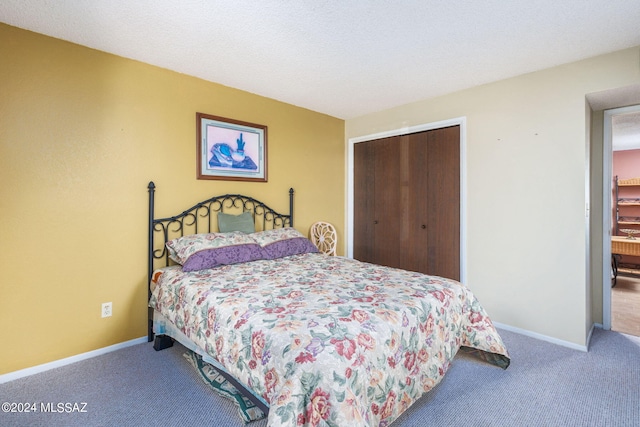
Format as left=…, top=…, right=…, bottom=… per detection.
left=347, top=117, right=467, bottom=283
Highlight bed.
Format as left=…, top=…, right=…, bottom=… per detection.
left=146, top=182, right=510, bottom=426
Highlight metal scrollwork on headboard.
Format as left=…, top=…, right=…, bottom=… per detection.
left=146, top=181, right=294, bottom=341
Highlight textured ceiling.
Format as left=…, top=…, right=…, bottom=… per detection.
left=613, top=111, right=640, bottom=151
left=1, top=0, right=640, bottom=121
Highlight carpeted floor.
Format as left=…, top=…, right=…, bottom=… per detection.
left=1, top=328, right=639, bottom=427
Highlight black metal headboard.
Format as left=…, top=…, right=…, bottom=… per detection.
left=147, top=181, right=294, bottom=341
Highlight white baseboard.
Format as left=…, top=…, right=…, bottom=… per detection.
left=586, top=323, right=599, bottom=349
left=0, top=336, right=147, bottom=384
left=493, top=322, right=590, bottom=352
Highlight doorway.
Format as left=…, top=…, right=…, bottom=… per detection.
left=602, top=103, right=640, bottom=333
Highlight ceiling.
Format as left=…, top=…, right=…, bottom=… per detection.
left=587, top=86, right=640, bottom=150
left=612, top=110, right=640, bottom=151
left=2, top=0, right=640, bottom=120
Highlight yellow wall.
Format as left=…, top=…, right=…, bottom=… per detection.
left=0, top=24, right=344, bottom=375
left=346, top=47, right=640, bottom=347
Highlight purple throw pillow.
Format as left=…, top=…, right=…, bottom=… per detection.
left=182, top=243, right=264, bottom=272
left=261, top=237, right=319, bottom=260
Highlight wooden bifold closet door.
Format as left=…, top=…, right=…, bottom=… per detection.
left=353, top=125, right=460, bottom=280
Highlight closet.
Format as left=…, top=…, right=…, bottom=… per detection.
left=353, top=125, right=460, bottom=280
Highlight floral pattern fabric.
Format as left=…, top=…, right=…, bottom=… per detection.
left=166, top=231, right=257, bottom=264
left=165, top=228, right=318, bottom=271
left=149, top=253, right=510, bottom=427
left=250, top=227, right=309, bottom=246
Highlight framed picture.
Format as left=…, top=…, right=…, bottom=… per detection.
left=196, top=113, right=267, bottom=182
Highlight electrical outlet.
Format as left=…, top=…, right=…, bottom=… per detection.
left=101, top=302, right=112, bottom=318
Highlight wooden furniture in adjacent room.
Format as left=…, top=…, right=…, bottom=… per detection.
left=613, top=176, right=640, bottom=282
left=614, top=176, right=640, bottom=235
left=612, top=236, right=640, bottom=257
left=611, top=236, right=640, bottom=286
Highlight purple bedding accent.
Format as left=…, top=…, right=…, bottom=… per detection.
left=168, top=229, right=320, bottom=272
left=261, top=237, right=319, bottom=260
left=182, top=244, right=264, bottom=272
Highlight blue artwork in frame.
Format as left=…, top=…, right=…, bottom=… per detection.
left=196, top=113, right=267, bottom=182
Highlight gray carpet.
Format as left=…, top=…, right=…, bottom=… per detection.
left=1, top=328, right=639, bottom=427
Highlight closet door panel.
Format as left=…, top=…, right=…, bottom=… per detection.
left=403, top=132, right=428, bottom=273
left=401, top=126, right=459, bottom=277
left=372, top=136, right=402, bottom=268
left=422, top=126, right=460, bottom=279
left=354, top=136, right=402, bottom=267
left=353, top=141, right=376, bottom=262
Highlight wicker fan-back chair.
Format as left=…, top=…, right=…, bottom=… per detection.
left=309, top=221, right=337, bottom=256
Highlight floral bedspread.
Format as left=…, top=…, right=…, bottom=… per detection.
left=149, top=253, right=510, bottom=427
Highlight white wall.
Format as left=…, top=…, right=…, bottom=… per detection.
left=345, top=47, right=640, bottom=347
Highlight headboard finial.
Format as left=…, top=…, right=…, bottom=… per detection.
left=289, top=188, right=294, bottom=227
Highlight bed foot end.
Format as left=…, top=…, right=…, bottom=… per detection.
left=153, top=334, right=174, bottom=351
